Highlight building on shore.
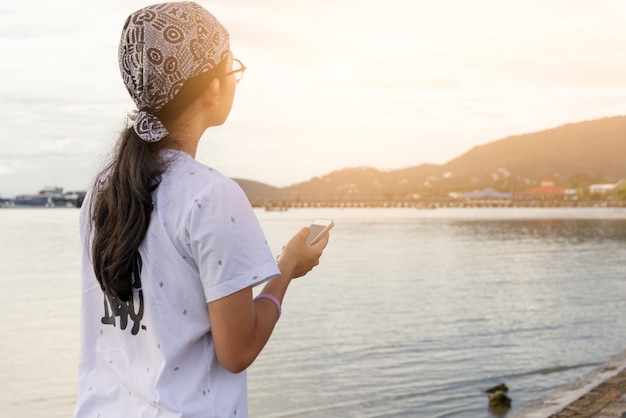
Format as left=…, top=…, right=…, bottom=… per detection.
left=462, top=188, right=512, bottom=200
left=518, top=177, right=578, bottom=200
left=590, top=180, right=625, bottom=196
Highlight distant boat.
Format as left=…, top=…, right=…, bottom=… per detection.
left=8, top=187, right=84, bottom=208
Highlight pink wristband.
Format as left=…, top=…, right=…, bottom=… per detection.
left=254, top=293, right=282, bottom=319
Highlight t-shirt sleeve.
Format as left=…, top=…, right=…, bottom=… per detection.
left=187, top=178, right=280, bottom=303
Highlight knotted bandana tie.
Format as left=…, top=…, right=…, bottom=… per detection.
left=134, top=110, right=169, bottom=143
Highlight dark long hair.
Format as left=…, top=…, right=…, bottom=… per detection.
left=91, top=59, right=229, bottom=302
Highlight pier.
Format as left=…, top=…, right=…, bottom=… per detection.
left=252, top=199, right=626, bottom=210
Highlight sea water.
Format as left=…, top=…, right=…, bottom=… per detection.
left=1, top=207, right=625, bottom=417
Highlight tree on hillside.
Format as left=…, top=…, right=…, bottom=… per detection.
left=613, top=183, right=626, bottom=201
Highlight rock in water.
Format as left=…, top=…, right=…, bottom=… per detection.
left=489, top=391, right=511, bottom=408
left=485, top=383, right=511, bottom=416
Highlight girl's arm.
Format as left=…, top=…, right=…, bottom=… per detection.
left=207, top=227, right=329, bottom=373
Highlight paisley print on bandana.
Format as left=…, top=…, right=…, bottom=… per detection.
left=119, top=2, right=230, bottom=142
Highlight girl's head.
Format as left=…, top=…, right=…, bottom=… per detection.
left=118, top=1, right=231, bottom=143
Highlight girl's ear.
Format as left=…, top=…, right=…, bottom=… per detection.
left=203, top=78, right=222, bottom=109
left=208, top=77, right=221, bottom=95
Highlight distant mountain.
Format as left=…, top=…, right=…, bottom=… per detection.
left=235, top=116, right=626, bottom=200
left=443, top=115, right=626, bottom=185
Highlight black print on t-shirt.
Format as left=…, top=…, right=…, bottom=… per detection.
left=101, top=274, right=145, bottom=335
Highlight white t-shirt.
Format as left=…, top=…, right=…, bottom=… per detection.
left=73, top=150, right=280, bottom=418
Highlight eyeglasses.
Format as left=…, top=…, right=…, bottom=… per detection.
left=223, top=58, right=246, bottom=83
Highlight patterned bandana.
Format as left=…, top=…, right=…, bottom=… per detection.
left=119, top=2, right=230, bottom=142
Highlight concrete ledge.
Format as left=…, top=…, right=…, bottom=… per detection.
left=511, top=349, right=626, bottom=418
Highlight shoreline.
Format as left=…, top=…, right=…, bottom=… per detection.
left=511, top=349, right=626, bottom=417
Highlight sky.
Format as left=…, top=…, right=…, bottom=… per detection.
left=1, top=0, right=625, bottom=197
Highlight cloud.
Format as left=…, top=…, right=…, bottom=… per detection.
left=0, top=159, right=33, bottom=176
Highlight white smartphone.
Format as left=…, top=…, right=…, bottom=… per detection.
left=306, top=218, right=334, bottom=245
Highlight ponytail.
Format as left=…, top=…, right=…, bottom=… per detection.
left=91, top=128, right=164, bottom=302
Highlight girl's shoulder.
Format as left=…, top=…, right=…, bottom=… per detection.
left=158, top=150, right=244, bottom=207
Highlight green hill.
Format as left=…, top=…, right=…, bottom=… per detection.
left=235, top=115, right=626, bottom=200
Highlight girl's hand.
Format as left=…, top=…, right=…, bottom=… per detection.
left=277, top=227, right=329, bottom=279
